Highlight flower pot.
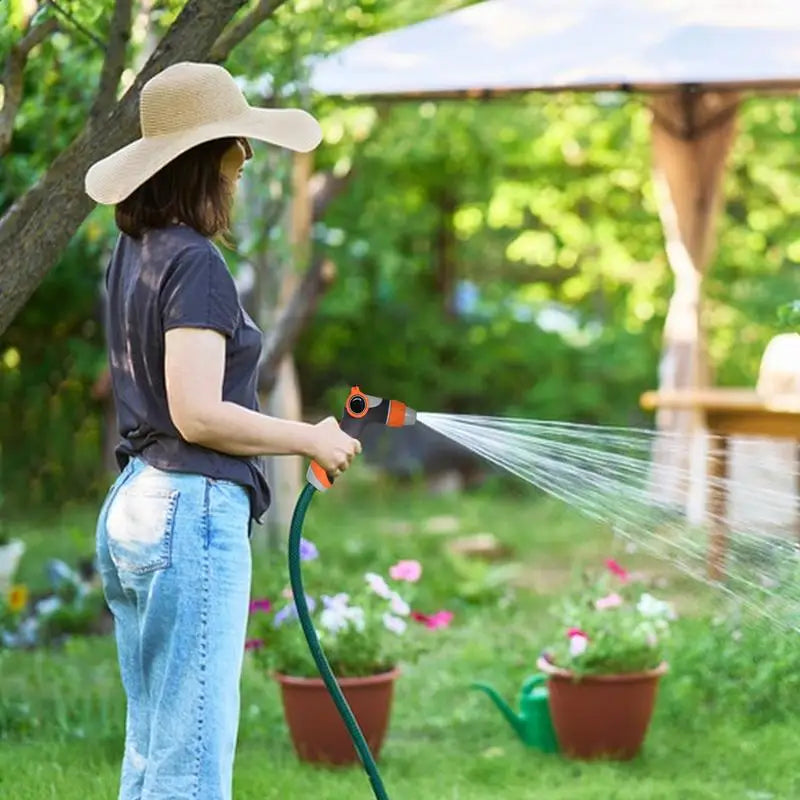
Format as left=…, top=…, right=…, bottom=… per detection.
left=0, top=540, right=25, bottom=595
left=275, top=667, right=400, bottom=765
left=537, top=657, right=667, bottom=760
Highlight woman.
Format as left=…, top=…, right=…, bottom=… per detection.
left=85, top=62, right=360, bottom=800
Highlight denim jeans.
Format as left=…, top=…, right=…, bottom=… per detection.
left=96, top=457, right=252, bottom=800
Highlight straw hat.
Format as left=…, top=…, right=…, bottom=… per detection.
left=85, top=62, right=323, bottom=205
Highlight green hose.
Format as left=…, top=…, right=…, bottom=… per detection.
left=288, top=483, right=390, bottom=800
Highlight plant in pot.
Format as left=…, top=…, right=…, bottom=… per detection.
left=246, top=541, right=453, bottom=766
left=537, top=558, right=676, bottom=761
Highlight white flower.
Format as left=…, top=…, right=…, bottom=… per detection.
left=637, top=593, right=676, bottom=620
left=320, top=607, right=348, bottom=633
left=569, top=634, right=589, bottom=657
left=389, top=592, right=410, bottom=616
left=365, top=572, right=392, bottom=599
left=383, top=613, right=407, bottom=635
left=320, top=601, right=365, bottom=633
left=35, top=596, right=63, bottom=617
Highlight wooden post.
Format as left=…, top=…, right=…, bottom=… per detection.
left=649, top=90, right=739, bottom=517
left=706, top=431, right=728, bottom=581
left=263, top=150, right=314, bottom=547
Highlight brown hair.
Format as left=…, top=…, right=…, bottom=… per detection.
left=115, top=137, right=251, bottom=240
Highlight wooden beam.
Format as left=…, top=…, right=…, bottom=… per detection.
left=260, top=149, right=315, bottom=548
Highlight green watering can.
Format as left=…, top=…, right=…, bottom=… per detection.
left=472, top=674, right=559, bottom=753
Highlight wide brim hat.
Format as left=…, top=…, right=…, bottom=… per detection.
left=85, top=62, right=323, bottom=205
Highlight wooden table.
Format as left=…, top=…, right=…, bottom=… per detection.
left=639, top=388, right=800, bottom=580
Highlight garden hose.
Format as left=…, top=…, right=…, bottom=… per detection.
left=288, top=482, right=390, bottom=800
left=288, top=387, right=417, bottom=800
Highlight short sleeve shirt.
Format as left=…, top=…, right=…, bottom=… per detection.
left=104, top=223, right=270, bottom=522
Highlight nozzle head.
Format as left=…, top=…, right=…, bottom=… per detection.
left=342, top=387, right=416, bottom=429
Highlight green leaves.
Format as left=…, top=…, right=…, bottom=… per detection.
left=3, top=0, right=37, bottom=34
left=778, top=300, right=800, bottom=330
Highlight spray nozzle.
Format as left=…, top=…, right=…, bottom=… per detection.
left=307, top=386, right=417, bottom=491
left=344, top=386, right=417, bottom=428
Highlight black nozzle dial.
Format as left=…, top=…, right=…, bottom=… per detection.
left=348, top=393, right=367, bottom=416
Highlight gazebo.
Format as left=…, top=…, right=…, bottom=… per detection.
left=307, top=0, right=800, bottom=519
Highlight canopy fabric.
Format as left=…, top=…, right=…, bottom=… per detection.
left=309, top=0, right=800, bottom=98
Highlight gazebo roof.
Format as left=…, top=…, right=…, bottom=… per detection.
left=309, top=0, right=800, bottom=99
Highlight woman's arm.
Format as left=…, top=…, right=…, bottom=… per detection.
left=164, top=327, right=359, bottom=473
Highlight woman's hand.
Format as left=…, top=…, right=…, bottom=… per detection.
left=308, top=417, right=362, bottom=476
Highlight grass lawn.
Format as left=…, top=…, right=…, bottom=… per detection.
left=1, top=467, right=798, bottom=799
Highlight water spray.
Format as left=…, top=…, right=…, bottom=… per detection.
left=417, top=412, right=800, bottom=631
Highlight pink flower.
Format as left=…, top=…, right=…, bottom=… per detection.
left=595, top=592, right=623, bottom=610
left=569, top=634, right=589, bottom=657
left=248, top=598, right=271, bottom=614
left=411, top=610, right=453, bottom=629
left=245, top=638, right=264, bottom=651
left=566, top=628, right=589, bottom=657
left=605, top=558, right=629, bottom=582
left=389, top=560, right=422, bottom=582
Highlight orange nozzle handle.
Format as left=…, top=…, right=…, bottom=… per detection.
left=307, top=460, right=332, bottom=491
left=387, top=399, right=408, bottom=427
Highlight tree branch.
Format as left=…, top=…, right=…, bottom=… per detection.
left=208, top=0, right=288, bottom=63
left=0, top=0, right=250, bottom=335
left=311, top=169, right=353, bottom=221
left=47, top=0, right=105, bottom=49
left=258, top=254, right=336, bottom=393
left=90, top=0, right=135, bottom=123
left=0, top=17, right=59, bottom=156
left=19, top=13, right=58, bottom=56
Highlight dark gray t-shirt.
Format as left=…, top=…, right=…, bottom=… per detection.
left=105, top=223, right=270, bottom=522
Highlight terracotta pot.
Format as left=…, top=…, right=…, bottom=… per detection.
left=537, top=657, right=667, bottom=760
left=275, top=667, right=400, bottom=765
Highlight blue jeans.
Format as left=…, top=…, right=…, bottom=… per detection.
left=96, top=457, right=252, bottom=800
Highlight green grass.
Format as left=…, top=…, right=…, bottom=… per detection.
left=1, top=467, right=798, bottom=799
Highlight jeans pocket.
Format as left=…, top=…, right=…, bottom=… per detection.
left=106, top=486, right=179, bottom=575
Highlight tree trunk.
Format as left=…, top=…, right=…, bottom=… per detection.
left=260, top=151, right=314, bottom=548
left=0, top=0, right=249, bottom=335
